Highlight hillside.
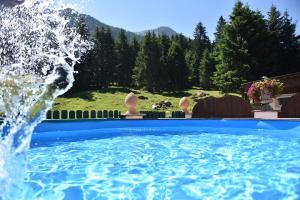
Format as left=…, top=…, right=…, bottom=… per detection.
left=52, top=87, right=240, bottom=114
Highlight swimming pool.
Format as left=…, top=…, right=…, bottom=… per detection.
left=26, top=120, right=300, bottom=199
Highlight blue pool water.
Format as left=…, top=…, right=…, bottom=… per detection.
left=26, top=120, right=300, bottom=199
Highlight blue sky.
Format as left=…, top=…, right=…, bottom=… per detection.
left=78, top=0, right=300, bottom=40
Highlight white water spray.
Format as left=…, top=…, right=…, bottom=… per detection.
left=0, top=0, right=90, bottom=199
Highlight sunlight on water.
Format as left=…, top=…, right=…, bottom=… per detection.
left=0, top=0, right=90, bottom=199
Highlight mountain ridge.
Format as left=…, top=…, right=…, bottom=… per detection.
left=136, top=26, right=178, bottom=37
left=64, top=9, right=180, bottom=40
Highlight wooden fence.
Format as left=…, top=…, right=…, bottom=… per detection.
left=46, top=110, right=186, bottom=120
left=192, top=95, right=254, bottom=118
left=279, top=93, right=300, bottom=118
left=47, top=110, right=121, bottom=120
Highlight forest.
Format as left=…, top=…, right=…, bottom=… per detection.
left=72, top=1, right=300, bottom=94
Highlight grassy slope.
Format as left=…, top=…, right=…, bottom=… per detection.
left=52, top=87, right=240, bottom=115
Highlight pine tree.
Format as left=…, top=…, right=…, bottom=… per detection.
left=192, top=22, right=211, bottom=85
left=76, top=16, right=90, bottom=40
left=167, top=40, right=189, bottom=90
left=214, top=16, right=226, bottom=45
left=279, top=11, right=300, bottom=74
left=129, top=37, right=140, bottom=86
left=92, top=27, right=116, bottom=88
left=267, top=6, right=299, bottom=75
left=174, top=33, right=190, bottom=51
left=72, top=16, right=91, bottom=91
left=212, top=1, right=251, bottom=92
left=115, top=29, right=132, bottom=86
left=185, top=50, right=197, bottom=86
left=133, top=32, right=163, bottom=91
left=159, top=35, right=171, bottom=89
left=130, top=37, right=140, bottom=66
left=247, top=10, right=270, bottom=80
left=267, top=5, right=283, bottom=76
left=199, top=49, right=215, bottom=89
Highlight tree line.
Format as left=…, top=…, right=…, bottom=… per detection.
left=72, top=1, right=300, bottom=93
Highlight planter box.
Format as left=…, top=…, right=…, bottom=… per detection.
left=254, top=111, right=279, bottom=119
left=124, top=115, right=144, bottom=119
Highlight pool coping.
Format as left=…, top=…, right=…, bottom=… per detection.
left=1, top=118, right=300, bottom=124
left=33, top=118, right=300, bottom=123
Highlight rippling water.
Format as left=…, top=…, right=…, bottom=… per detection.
left=26, top=124, right=300, bottom=200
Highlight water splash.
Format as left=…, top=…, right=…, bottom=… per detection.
left=0, top=0, right=90, bottom=199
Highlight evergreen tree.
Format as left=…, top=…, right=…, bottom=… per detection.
left=167, top=41, right=189, bottom=90
left=247, top=10, right=270, bottom=80
left=115, top=29, right=132, bottom=86
left=159, top=35, right=171, bottom=89
left=192, top=22, right=211, bottom=85
left=72, top=16, right=91, bottom=91
left=212, top=1, right=251, bottom=92
left=174, top=33, right=190, bottom=51
left=279, top=11, right=300, bottom=74
left=267, top=6, right=300, bottom=75
left=210, top=16, right=226, bottom=90
left=185, top=50, right=197, bottom=86
left=92, top=27, right=116, bottom=88
left=267, top=5, right=283, bottom=75
left=160, top=35, right=171, bottom=64
left=214, top=16, right=226, bottom=45
left=129, top=37, right=140, bottom=86
left=199, top=49, right=215, bottom=89
left=130, top=37, right=140, bottom=66
left=76, top=16, right=90, bottom=40
left=133, top=32, right=163, bottom=91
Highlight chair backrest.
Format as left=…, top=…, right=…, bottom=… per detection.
left=192, top=95, right=253, bottom=118
left=46, top=110, right=52, bottom=119
left=83, top=111, right=89, bottom=119
left=52, top=110, right=60, bottom=120
left=76, top=110, right=83, bottom=119
left=108, top=110, right=113, bottom=118
left=97, top=111, right=103, bottom=118
left=103, top=110, right=108, bottom=118
left=171, top=111, right=185, bottom=118
left=279, top=93, right=300, bottom=118
left=141, top=111, right=166, bottom=119
left=69, top=111, right=76, bottom=119
left=61, top=110, right=68, bottom=119
left=113, top=110, right=119, bottom=118
left=90, top=110, right=96, bottom=119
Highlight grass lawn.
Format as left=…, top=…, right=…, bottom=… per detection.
left=52, top=87, right=240, bottom=115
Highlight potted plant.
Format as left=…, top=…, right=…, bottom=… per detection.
left=247, top=79, right=284, bottom=110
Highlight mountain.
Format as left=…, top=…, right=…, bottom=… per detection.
left=62, top=8, right=142, bottom=41
left=0, top=5, right=180, bottom=40
left=136, top=26, right=178, bottom=37
left=63, top=9, right=180, bottom=41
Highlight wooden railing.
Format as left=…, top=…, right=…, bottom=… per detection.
left=46, top=110, right=186, bottom=120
